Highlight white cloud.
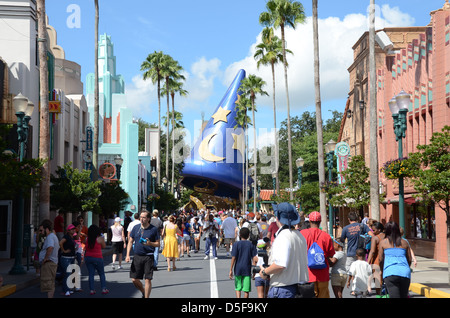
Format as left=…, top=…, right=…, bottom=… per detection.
left=124, top=74, right=156, bottom=120
left=223, top=5, right=415, bottom=113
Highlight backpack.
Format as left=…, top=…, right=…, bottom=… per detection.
left=307, top=232, right=327, bottom=269
left=247, top=222, right=260, bottom=243
left=357, top=223, right=371, bottom=250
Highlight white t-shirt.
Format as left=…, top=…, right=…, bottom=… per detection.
left=348, top=259, right=372, bottom=292
left=330, top=250, right=347, bottom=275
left=221, top=217, right=237, bottom=239
left=39, top=232, right=60, bottom=264
left=269, top=227, right=309, bottom=287
left=127, top=220, right=140, bottom=234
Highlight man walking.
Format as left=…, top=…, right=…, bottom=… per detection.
left=126, top=209, right=160, bottom=298
left=221, top=212, right=237, bottom=257
left=300, top=211, right=335, bottom=298
left=259, top=203, right=309, bottom=298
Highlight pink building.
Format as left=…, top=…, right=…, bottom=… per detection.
left=339, top=2, right=449, bottom=262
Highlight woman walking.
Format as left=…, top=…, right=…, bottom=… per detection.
left=379, top=222, right=412, bottom=298
left=162, top=215, right=182, bottom=271
left=59, top=224, right=77, bottom=296
left=84, top=224, right=108, bottom=295
left=110, top=217, right=126, bottom=270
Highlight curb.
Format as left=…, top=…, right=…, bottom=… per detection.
left=409, top=283, right=450, bottom=298
left=0, top=285, right=16, bottom=298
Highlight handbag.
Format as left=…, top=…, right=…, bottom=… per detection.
left=296, top=282, right=315, bottom=298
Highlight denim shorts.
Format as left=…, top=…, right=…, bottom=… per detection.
left=268, top=284, right=297, bottom=298
left=254, top=276, right=270, bottom=287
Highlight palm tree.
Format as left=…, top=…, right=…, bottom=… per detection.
left=141, top=51, right=166, bottom=184
left=254, top=27, right=292, bottom=195
left=37, top=0, right=50, bottom=220
left=234, top=96, right=252, bottom=209
left=239, top=75, right=268, bottom=213
left=162, top=79, right=188, bottom=193
left=160, top=56, right=184, bottom=191
left=312, top=0, right=327, bottom=230
left=259, top=0, right=306, bottom=200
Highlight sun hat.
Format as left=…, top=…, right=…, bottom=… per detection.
left=67, top=224, right=76, bottom=231
left=308, top=211, right=321, bottom=222
left=272, top=202, right=300, bottom=226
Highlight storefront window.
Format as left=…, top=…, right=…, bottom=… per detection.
left=409, top=203, right=435, bottom=240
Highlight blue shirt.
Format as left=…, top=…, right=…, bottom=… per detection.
left=383, top=247, right=411, bottom=279
left=130, top=224, right=160, bottom=256
left=231, top=240, right=257, bottom=276
left=340, top=223, right=371, bottom=257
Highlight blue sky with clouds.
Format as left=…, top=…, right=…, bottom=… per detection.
left=45, top=0, right=446, bottom=148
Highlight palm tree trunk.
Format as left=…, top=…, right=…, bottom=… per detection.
left=280, top=24, right=294, bottom=200
left=271, top=62, right=280, bottom=195
left=157, top=77, right=161, bottom=184
left=313, top=0, right=327, bottom=231
left=93, top=0, right=99, bottom=181
left=369, top=0, right=380, bottom=221
left=37, top=0, right=50, bottom=220
left=252, top=100, right=257, bottom=214
left=165, top=78, right=170, bottom=187
left=171, top=94, right=175, bottom=194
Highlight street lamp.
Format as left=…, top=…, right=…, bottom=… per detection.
left=10, top=93, right=34, bottom=275
left=325, top=139, right=337, bottom=235
left=151, top=169, right=157, bottom=211
left=162, top=177, right=168, bottom=193
left=295, top=157, right=305, bottom=212
left=389, top=90, right=410, bottom=232
left=114, top=155, right=123, bottom=180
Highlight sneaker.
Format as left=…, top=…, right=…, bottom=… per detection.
left=101, top=289, right=109, bottom=295
left=214, top=257, right=218, bottom=260
left=90, top=290, right=96, bottom=295
left=226, top=252, right=230, bottom=257
left=65, top=291, right=71, bottom=297
left=111, top=264, right=116, bottom=270
left=204, top=256, right=209, bottom=260
left=117, top=266, right=123, bottom=269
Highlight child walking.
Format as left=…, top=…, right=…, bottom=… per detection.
left=229, top=227, right=258, bottom=298
left=347, top=248, right=372, bottom=298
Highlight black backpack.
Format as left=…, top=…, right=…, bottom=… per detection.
left=248, top=222, right=260, bottom=243
left=357, top=223, right=371, bottom=250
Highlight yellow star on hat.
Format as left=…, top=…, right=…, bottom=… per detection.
left=212, top=106, right=231, bottom=124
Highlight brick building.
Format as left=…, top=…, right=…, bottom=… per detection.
left=339, top=2, right=449, bottom=262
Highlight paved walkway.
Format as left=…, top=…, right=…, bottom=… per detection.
left=1, top=250, right=449, bottom=298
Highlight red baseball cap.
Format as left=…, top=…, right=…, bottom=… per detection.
left=309, top=211, right=321, bottom=222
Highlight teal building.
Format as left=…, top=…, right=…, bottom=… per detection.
left=86, top=34, right=139, bottom=218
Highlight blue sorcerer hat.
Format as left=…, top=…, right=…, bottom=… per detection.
left=272, top=202, right=300, bottom=226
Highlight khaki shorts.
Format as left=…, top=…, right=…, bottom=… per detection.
left=223, top=238, right=235, bottom=245
left=331, top=273, right=348, bottom=287
left=40, top=261, right=58, bottom=292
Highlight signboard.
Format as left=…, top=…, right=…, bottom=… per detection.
left=336, top=141, right=350, bottom=184
left=49, top=100, right=61, bottom=113
left=99, top=162, right=116, bottom=179
left=85, top=125, right=94, bottom=170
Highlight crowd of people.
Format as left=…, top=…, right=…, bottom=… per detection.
left=32, top=204, right=414, bottom=299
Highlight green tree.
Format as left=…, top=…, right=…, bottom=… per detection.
left=50, top=162, right=101, bottom=214
left=96, top=180, right=129, bottom=217
left=254, top=27, right=292, bottom=194
left=259, top=0, right=306, bottom=200
left=324, top=155, right=371, bottom=212
left=141, top=51, right=166, bottom=183
left=239, top=74, right=268, bottom=213
left=0, top=125, right=45, bottom=199
left=406, top=126, right=450, bottom=277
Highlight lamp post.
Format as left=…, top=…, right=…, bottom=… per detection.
left=325, top=139, right=337, bottom=235
left=389, top=90, right=410, bottom=232
left=151, top=169, right=157, bottom=211
left=10, top=93, right=34, bottom=275
left=295, top=157, right=304, bottom=212
left=162, top=177, right=168, bottom=193
left=114, top=155, right=123, bottom=180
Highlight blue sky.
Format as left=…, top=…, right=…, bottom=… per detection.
left=46, top=0, right=445, bottom=148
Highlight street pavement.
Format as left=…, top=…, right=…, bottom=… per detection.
left=1, top=243, right=450, bottom=300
